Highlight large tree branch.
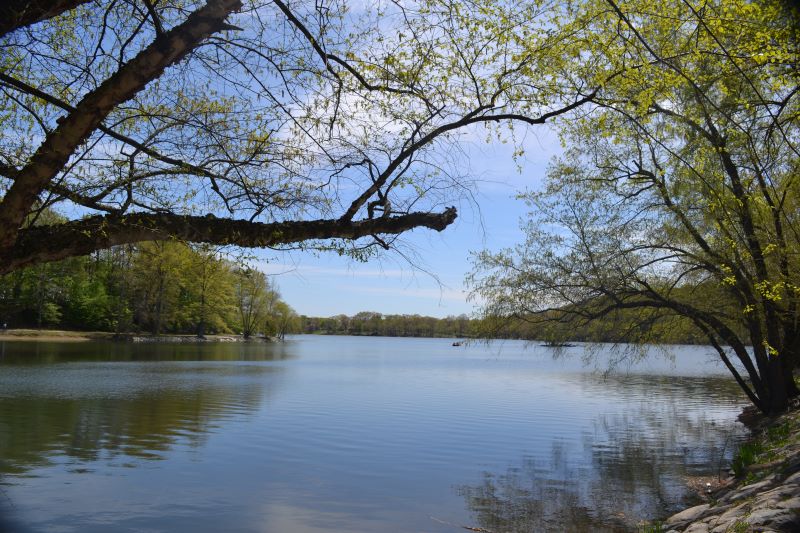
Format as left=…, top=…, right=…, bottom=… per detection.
left=0, top=0, right=243, bottom=253
left=572, top=295, right=765, bottom=396
left=3, top=207, right=458, bottom=273
left=0, top=0, right=93, bottom=38
left=340, top=93, right=597, bottom=221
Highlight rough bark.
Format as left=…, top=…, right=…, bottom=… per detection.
left=0, top=0, right=93, bottom=38
left=2, top=208, right=458, bottom=274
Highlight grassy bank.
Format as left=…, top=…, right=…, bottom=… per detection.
left=0, top=328, right=116, bottom=342
left=729, top=404, right=800, bottom=485
left=0, top=328, right=264, bottom=343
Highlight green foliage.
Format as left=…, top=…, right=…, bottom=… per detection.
left=64, top=275, right=112, bottom=331
left=638, top=521, right=665, bottom=533
left=268, top=301, right=299, bottom=340
left=731, top=442, right=764, bottom=478
left=767, top=422, right=791, bottom=442
left=730, top=521, right=749, bottom=533
left=297, top=312, right=474, bottom=338
left=0, top=0, right=597, bottom=272
left=40, top=302, right=62, bottom=327
left=0, top=244, right=294, bottom=337
left=470, top=0, right=800, bottom=414
left=235, top=267, right=280, bottom=339
left=296, top=309, right=727, bottom=343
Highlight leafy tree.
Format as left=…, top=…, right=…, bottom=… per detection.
left=130, top=241, right=191, bottom=334
left=0, top=241, right=296, bottom=335
left=268, top=300, right=297, bottom=340
left=234, top=266, right=275, bottom=338
left=63, top=273, right=112, bottom=330
left=183, top=245, right=236, bottom=337
left=18, top=260, right=68, bottom=328
left=104, top=246, right=136, bottom=335
left=471, top=0, right=800, bottom=414
left=0, top=0, right=595, bottom=274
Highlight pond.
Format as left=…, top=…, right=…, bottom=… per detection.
left=0, top=335, right=748, bottom=532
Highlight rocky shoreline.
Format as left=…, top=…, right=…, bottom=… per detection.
left=656, top=405, right=800, bottom=533
left=123, top=334, right=266, bottom=343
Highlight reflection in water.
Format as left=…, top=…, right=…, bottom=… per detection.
left=0, top=339, right=296, bottom=364
left=0, top=348, right=283, bottom=532
left=0, top=379, right=269, bottom=473
left=459, top=375, right=746, bottom=532
left=0, top=337, right=749, bottom=532
left=0, top=342, right=285, bottom=478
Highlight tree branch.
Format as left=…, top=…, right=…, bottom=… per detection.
left=0, top=0, right=243, bottom=254
left=340, top=92, right=597, bottom=221
left=0, top=0, right=93, bottom=38
left=4, top=207, right=458, bottom=273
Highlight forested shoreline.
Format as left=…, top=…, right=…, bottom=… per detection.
left=0, top=245, right=751, bottom=346
left=0, top=243, right=297, bottom=338
left=1, top=247, right=721, bottom=345
left=295, top=309, right=711, bottom=344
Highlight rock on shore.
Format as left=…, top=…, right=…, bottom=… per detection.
left=661, top=406, right=800, bottom=533
left=127, top=334, right=246, bottom=343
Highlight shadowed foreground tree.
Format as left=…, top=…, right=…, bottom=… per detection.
left=470, top=0, right=800, bottom=414
left=0, top=0, right=595, bottom=274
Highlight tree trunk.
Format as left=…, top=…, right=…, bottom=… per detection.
left=765, top=358, right=790, bottom=415
left=197, top=290, right=206, bottom=339
left=785, top=371, right=799, bottom=399
left=153, top=276, right=164, bottom=336
left=782, top=351, right=799, bottom=400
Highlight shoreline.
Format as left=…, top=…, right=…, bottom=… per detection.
left=0, top=328, right=274, bottom=343
left=0, top=329, right=113, bottom=342
left=649, top=404, right=800, bottom=532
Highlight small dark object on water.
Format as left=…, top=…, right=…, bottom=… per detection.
left=452, top=341, right=462, bottom=347
left=541, top=341, right=576, bottom=348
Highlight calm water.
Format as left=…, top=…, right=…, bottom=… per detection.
left=0, top=336, right=748, bottom=532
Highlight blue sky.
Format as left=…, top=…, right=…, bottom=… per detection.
left=257, top=125, right=562, bottom=318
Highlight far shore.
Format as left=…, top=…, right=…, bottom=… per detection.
left=0, top=328, right=271, bottom=343
left=0, top=329, right=113, bottom=342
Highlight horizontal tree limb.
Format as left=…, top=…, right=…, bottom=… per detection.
left=3, top=207, right=457, bottom=273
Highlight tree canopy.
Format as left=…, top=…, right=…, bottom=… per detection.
left=0, top=0, right=593, bottom=274
left=470, top=0, right=800, bottom=414
left=0, top=241, right=295, bottom=336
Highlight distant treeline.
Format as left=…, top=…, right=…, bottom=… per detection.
left=296, top=312, right=473, bottom=338
left=472, top=309, right=712, bottom=345
left=294, top=308, right=712, bottom=345
left=0, top=243, right=297, bottom=338
left=2, top=243, right=723, bottom=346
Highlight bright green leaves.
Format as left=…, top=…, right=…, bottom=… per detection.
left=469, top=0, right=800, bottom=412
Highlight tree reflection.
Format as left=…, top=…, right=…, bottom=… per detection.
left=0, top=363, right=279, bottom=475
left=458, top=375, right=748, bottom=532
left=458, top=452, right=631, bottom=532
left=0, top=339, right=297, bottom=364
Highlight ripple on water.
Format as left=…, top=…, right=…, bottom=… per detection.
left=0, top=337, right=749, bottom=532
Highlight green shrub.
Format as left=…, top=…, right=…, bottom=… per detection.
left=638, top=521, right=664, bottom=533
left=732, top=442, right=764, bottom=477
left=767, top=422, right=791, bottom=441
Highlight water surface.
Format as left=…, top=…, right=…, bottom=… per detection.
left=0, top=336, right=748, bottom=532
